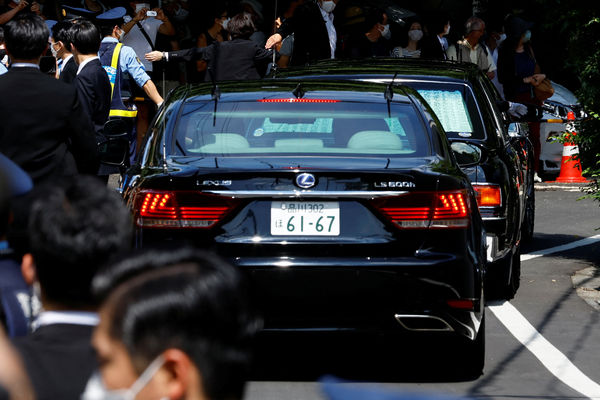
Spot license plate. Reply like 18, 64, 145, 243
271, 201, 340, 236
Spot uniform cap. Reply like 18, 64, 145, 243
61, 5, 98, 20
95, 7, 127, 27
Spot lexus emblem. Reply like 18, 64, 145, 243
295, 173, 316, 189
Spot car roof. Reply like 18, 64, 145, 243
168, 79, 420, 105
270, 58, 481, 84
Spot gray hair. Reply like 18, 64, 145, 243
465, 17, 484, 35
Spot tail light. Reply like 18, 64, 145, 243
373, 190, 470, 229
473, 184, 502, 207
134, 190, 239, 228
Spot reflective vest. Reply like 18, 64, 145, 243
99, 41, 138, 118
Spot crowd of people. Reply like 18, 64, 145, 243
0, 1, 550, 399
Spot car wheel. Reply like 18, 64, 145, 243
487, 246, 521, 301
521, 183, 535, 243
458, 314, 485, 379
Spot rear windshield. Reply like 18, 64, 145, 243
408, 82, 485, 140
171, 100, 431, 157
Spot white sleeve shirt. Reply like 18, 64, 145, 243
319, 6, 337, 59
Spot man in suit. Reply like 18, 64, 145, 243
69, 18, 111, 138
12, 175, 133, 400
265, 0, 341, 66
420, 13, 451, 60
0, 14, 98, 186
50, 21, 77, 83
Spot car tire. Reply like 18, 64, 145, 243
521, 182, 535, 243
487, 246, 521, 301
458, 314, 485, 379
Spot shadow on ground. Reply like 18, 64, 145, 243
251, 331, 480, 383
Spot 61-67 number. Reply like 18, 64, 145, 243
286, 215, 336, 233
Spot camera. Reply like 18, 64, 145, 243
146, 10, 157, 17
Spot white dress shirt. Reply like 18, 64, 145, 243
319, 6, 337, 59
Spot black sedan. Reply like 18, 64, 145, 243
118, 79, 487, 374
272, 59, 536, 300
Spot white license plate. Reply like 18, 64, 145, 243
271, 201, 340, 236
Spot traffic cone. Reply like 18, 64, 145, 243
553, 111, 589, 183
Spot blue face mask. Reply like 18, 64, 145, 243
523, 30, 531, 43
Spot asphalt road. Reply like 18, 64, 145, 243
244, 183, 600, 400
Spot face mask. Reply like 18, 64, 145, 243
221, 17, 230, 31
496, 33, 506, 46
381, 24, 391, 39
320, 0, 336, 13
444, 24, 451, 35
118, 29, 125, 41
81, 356, 166, 400
135, 3, 151, 13
50, 43, 58, 58
408, 29, 423, 41
523, 30, 531, 42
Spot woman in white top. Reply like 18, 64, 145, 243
392, 21, 423, 58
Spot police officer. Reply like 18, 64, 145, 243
95, 7, 163, 158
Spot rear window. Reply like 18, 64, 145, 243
171, 100, 431, 157
409, 82, 485, 139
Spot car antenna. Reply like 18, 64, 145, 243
385, 72, 398, 118
292, 83, 305, 99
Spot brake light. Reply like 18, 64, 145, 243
135, 190, 238, 228
447, 299, 475, 310
473, 185, 502, 207
373, 190, 470, 229
257, 99, 340, 103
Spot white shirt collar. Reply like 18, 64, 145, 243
11, 63, 40, 69
76, 56, 99, 75
32, 310, 99, 331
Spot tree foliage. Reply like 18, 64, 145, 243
535, 2, 600, 200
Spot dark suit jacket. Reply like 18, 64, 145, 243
168, 39, 273, 81
59, 57, 77, 84
0, 66, 98, 185
278, 2, 335, 66
13, 323, 97, 400
75, 58, 111, 136
420, 34, 448, 60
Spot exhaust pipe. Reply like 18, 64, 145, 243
394, 314, 454, 332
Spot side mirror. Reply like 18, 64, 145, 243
451, 142, 482, 167
98, 138, 129, 167
507, 122, 525, 138
98, 119, 131, 167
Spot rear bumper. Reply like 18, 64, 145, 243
234, 256, 483, 340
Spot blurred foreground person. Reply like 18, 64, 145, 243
13, 176, 132, 400
86, 248, 261, 400
0, 327, 34, 400
0, 14, 98, 186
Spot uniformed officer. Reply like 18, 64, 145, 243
95, 7, 163, 159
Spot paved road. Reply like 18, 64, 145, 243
244, 184, 600, 400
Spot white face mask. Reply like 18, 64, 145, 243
81, 356, 166, 400
118, 29, 125, 41
496, 33, 506, 46
320, 0, 336, 13
50, 43, 58, 58
221, 17, 230, 31
381, 24, 391, 39
444, 24, 451, 35
408, 29, 423, 41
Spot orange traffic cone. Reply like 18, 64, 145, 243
553, 111, 589, 183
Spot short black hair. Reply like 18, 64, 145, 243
68, 18, 102, 55
4, 14, 49, 60
28, 176, 132, 308
227, 12, 256, 39
51, 21, 73, 45
93, 248, 261, 400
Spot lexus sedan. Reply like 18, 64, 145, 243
272, 59, 536, 300
119, 79, 486, 374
